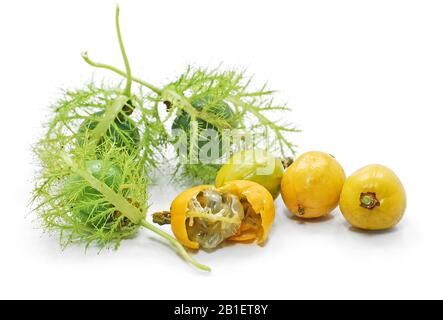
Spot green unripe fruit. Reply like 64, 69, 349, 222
215, 149, 285, 199
64, 160, 123, 228
172, 96, 236, 159
78, 111, 140, 153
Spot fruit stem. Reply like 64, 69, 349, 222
81, 52, 162, 94
115, 5, 132, 98
81, 55, 232, 130
139, 219, 211, 272
360, 192, 380, 210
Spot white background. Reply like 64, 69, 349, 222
0, 0, 442, 300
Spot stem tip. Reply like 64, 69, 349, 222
360, 192, 380, 210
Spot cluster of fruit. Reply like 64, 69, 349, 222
280, 151, 406, 230
157, 150, 406, 250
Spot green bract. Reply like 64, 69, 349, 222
171, 96, 237, 182
78, 110, 140, 153
35, 146, 145, 246
215, 149, 285, 199
172, 96, 237, 143
32, 6, 210, 272
64, 160, 124, 229
82, 60, 300, 185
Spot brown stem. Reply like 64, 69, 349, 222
281, 157, 294, 169
152, 211, 171, 225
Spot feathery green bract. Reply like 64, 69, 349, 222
157, 66, 300, 184
82, 56, 300, 186
32, 81, 211, 271
33, 83, 154, 248
32, 6, 211, 272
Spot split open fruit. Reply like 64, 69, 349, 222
169, 180, 275, 249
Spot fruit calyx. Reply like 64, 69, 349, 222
281, 157, 294, 169
152, 211, 172, 225
360, 192, 380, 210
298, 206, 305, 216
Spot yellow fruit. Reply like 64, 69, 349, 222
339, 164, 406, 230
170, 180, 275, 249
281, 151, 346, 218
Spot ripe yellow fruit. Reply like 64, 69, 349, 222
170, 180, 275, 250
339, 164, 406, 230
281, 151, 346, 218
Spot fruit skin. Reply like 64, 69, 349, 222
339, 164, 406, 230
219, 180, 275, 244
170, 180, 275, 249
281, 151, 346, 218
171, 185, 211, 250
215, 149, 284, 199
